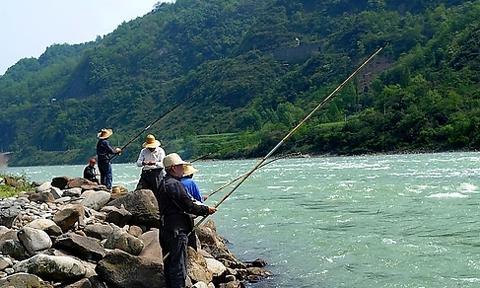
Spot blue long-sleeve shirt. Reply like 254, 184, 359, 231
96, 139, 116, 162
180, 177, 204, 202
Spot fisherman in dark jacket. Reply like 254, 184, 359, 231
83, 158, 99, 184
96, 128, 121, 190
156, 153, 217, 288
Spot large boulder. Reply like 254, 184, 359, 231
80, 190, 111, 211
104, 229, 144, 256
54, 233, 106, 261
53, 204, 85, 232
102, 205, 132, 227
84, 223, 114, 240
17, 227, 52, 255
51, 176, 70, 189
67, 178, 96, 189
64, 187, 83, 197
187, 247, 213, 284
0, 272, 53, 288
14, 254, 87, 282
25, 218, 63, 236
138, 229, 162, 260
0, 239, 29, 260
96, 249, 165, 288
108, 189, 159, 228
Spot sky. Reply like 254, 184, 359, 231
0, 0, 173, 75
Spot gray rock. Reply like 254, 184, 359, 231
64, 187, 83, 197
14, 254, 86, 282
51, 176, 70, 189
84, 223, 113, 240
25, 218, 62, 236
96, 249, 165, 288
0, 255, 13, 270
29, 191, 55, 203
193, 282, 209, 288
104, 230, 144, 256
35, 182, 52, 193
53, 204, 85, 232
67, 178, 96, 189
17, 227, 52, 254
205, 257, 227, 277
102, 205, 132, 227
138, 229, 162, 260
188, 247, 213, 284
128, 225, 143, 238
0, 239, 29, 260
108, 189, 160, 228
0, 272, 54, 288
50, 187, 63, 199
0, 206, 20, 228
54, 233, 106, 261
80, 190, 111, 211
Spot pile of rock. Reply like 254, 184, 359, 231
0, 176, 271, 288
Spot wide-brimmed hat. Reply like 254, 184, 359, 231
143, 134, 161, 148
183, 164, 198, 176
97, 128, 113, 139
163, 153, 189, 168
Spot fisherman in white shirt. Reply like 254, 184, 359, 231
135, 134, 166, 193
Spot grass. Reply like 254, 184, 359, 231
0, 174, 32, 198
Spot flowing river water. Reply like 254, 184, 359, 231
3, 152, 480, 287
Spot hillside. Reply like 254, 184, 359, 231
1, 0, 479, 166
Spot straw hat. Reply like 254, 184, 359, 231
142, 134, 161, 148
97, 128, 113, 139
183, 164, 198, 176
163, 153, 189, 168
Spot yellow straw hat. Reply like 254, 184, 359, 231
183, 164, 198, 176
97, 128, 113, 139
163, 153, 189, 168
142, 134, 161, 148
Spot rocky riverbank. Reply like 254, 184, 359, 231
0, 176, 271, 287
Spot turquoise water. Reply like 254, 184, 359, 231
4, 152, 480, 287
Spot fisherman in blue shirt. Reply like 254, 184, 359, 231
96, 128, 121, 190
180, 164, 207, 203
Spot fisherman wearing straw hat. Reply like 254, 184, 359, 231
96, 128, 121, 190
135, 134, 166, 193
156, 153, 217, 288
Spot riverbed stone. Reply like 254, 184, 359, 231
104, 230, 144, 256
54, 233, 106, 261
35, 182, 52, 193
53, 204, 85, 232
84, 223, 113, 240
102, 205, 132, 227
51, 176, 70, 189
17, 227, 52, 254
64, 187, 83, 197
25, 218, 62, 236
80, 190, 111, 211
0, 272, 54, 288
0, 206, 20, 228
14, 254, 87, 282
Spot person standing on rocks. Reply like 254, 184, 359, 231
83, 158, 99, 184
96, 128, 121, 190
156, 153, 217, 288
135, 134, 165, 194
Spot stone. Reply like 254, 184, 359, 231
111, 185, 128, 200
247, 258, 268, 268
128, 225, 143, 238
17, 227, 52, 254
187, 247, 213, 284
138, 229, 162, 260
0, 239, 29, 260
35, 182, 52, 193
0, 206, 20, 228
54, 233, 106, 261
0, 255, 13, 270
193, 282, 209, 288
108, 189, 159, 228
96, 249, 165, 288
80, 190, 111, 211
64, 278, 92, 288
84, 223, 114, 240
205, 257, 227, 277
51, 176, 70, 189
102, 205, 132, 227
219, 281, 245, 288
50, 187, 63, 199
67, 178, 96, 189
29, 191, 55, 203
64, 187, 83, 197
0, 272, 54, 288
25, 218, 62, 236
14, 254, 86, 282
104, 230, 144, 256
53, 204, 85, 232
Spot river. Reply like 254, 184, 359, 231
3, 152, 480, 287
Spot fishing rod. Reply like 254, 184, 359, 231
195, 47, 384, 227
109, 94, 194, 161
206, 152, 302, 199
163, 47, 383, 261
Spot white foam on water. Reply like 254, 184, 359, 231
382, 238, 397, 245
458, 183, 478, 193
426, 192, 469, 199
451, 277, 480, 283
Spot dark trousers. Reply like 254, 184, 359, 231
160, 229, 188, 288
98, 160, 112, 189
135, 168, 163, 193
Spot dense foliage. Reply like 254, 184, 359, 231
1, 0, 479, 166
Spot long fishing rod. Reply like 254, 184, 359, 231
109, 94, 194, 161
196, 47, 384, 227
206, 152, 301, 199
163, 47, 383, 261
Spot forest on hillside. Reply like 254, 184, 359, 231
0, 0, 479, 166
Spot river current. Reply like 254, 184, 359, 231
3, 152, 480, 287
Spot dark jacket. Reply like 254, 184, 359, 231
83, 165, 97, 182
155, 174, 209, 232
96, 139, 116, 162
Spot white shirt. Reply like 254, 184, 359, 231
136, 147, 166, 171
